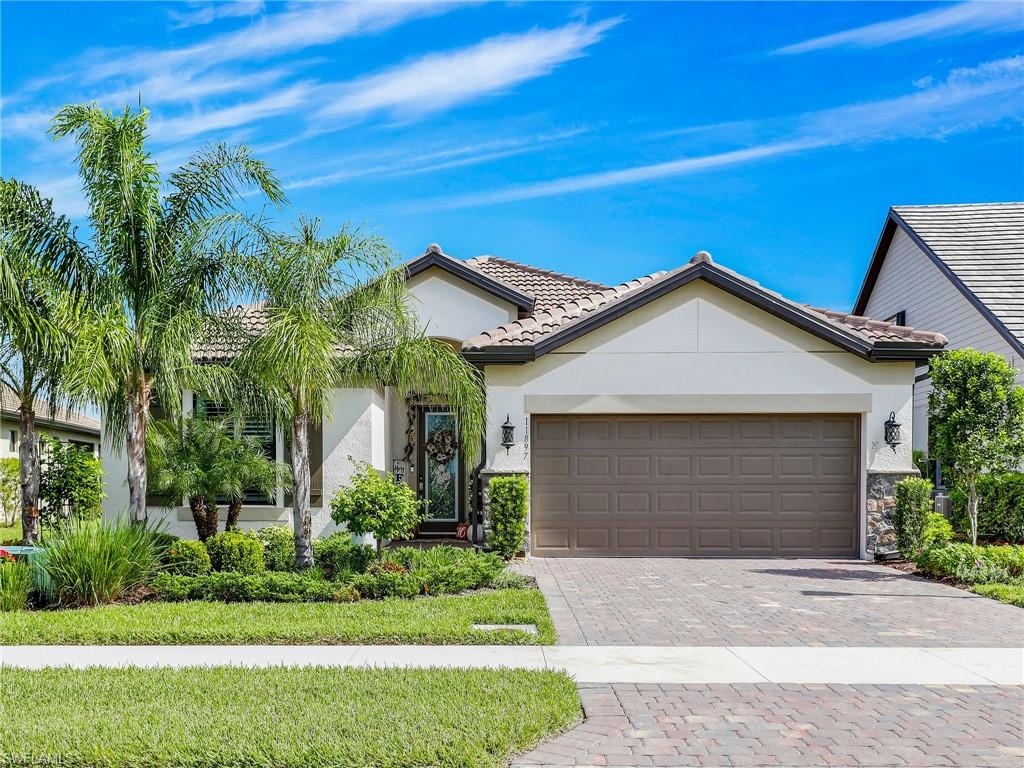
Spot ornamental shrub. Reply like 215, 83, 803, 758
330, 466, 422, 552
921, 512, 954, 550
205, 531, 264, 574
390, 545, 505, 595
487, 475, 528, 559
254, 526, 296, 572
0, 557, 32, 611
487, 569, 534, 590
313, 533, 375, 579
950, 472, 1024, 544
350, 570, 422, 599
152, 571, 341, 602
914, 543, 1024, 582
894, 477, 933, 555
38, 437, 104, 526
164, 539, 211, 576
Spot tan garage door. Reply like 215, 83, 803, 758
530, 414, 859, 557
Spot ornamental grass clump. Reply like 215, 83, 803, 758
0, 551, 32, 611
41, 519, 162, 607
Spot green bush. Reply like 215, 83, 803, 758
163, 539, 211, 576
972, 582, 1024, 607
151, 571, 352, 603
391, 545, 505, 595
254, 526, 296, 572
38, 437, 104, 526
488, 569, 534, 590
329, 466, 422, 552
922, 512, 954, 549
206, 531, 264, 574
914, 543, 1024, 583
487, 475, 528, 559
894, 477, 933, 555
350, 570, 422, 599
950, 472, 1024, 544
41, 519, 161, 606
0, 558, 32, 611
313, 533, 374, 579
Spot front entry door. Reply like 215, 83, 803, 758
418, 409, 461, 532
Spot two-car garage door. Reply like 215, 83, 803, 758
530, 414, 860, 557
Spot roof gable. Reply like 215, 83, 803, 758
404, 244, 535, 312
464, 252, 947, 362
853, 204, 1024, 357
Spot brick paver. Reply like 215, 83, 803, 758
512, 683, 1024, 767
523, 558, 1024, 646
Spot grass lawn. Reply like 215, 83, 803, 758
1, 588, 557, 644
0, 518, 21, 542
1, 666, 581, 768
971, 582, 1024, 607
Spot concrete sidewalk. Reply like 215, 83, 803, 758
3, 645, 1021, 685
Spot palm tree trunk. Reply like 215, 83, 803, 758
18, 406, 41, 545
291, 410, 314, 569
226, 498, 242, 531
189, 496, 208, 541
126, 396, 148, 525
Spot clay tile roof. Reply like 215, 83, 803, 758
193, 303, 267, 362
1, 386, 100, 434
466, 255, 609, 313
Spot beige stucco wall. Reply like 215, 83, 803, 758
406, 266, 518, 343
480, 281, 918, 558
0, 415, 100, 460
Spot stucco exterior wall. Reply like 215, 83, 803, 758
406, 267, 518, 343
862, 228, 1023, 453
0, 416, 100, 460
480, 281, 918, 558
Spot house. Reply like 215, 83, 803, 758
103, 245, 947, 558
0, 386, 101, 460
853, 203, 1024, 467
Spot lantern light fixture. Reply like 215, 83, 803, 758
884, 411, 901, 452
501, 414, 515, 453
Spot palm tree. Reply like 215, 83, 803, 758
50, 104, 284, 524
148, 416, 289, 540
235, 219, 485, 569
0, 179, 86, 543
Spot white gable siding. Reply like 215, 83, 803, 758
406, 267, 518, 342
863, 228, 1022, 454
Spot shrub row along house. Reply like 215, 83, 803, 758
110, 226, 979, 559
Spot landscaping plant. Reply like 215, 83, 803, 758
950, 472, 1024, 544
233, 219, 484, 569
914, 542, 1024, 581
0, 458, 19, 527
40, 518, 162, 606
163, 539, 212, 576
38, 436, 103, 526
313, 532, 374, 579
893, 476, 933, 555
921, 512, 954, 549
929, 349, 1024, 544
0, 552, 32, 611
254, 525, 296, 571
487, 475, 528, 559
330, 465, 422, 554
205, 531, 264, 574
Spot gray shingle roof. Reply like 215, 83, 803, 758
0, 386, 100, 434
890, 203, 1024, 346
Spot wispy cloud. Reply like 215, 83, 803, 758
774, 1, 1023, 55
421, 55, 1024, 209
168, 0, 264, 30
317, 18, 620, 120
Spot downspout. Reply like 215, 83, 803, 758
469, 361, 487, 549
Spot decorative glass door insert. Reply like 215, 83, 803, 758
423, 411, 458, 521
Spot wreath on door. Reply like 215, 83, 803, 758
424, 426, 458, 465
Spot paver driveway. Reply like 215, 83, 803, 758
524, 558, 1024, 646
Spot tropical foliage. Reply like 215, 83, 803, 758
330, 465, 422, 553
38, 437, 104, 526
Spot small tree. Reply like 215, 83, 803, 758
329, 465, 422, 554
0, 458, 19, 527
929, 349, 1024, 545
38, 437, 104, 526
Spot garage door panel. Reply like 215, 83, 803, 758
531, 414, 859, 557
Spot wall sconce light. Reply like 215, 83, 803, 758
884, 411, 901, 452
501, 414, 515, 454
392, 459, 406, 483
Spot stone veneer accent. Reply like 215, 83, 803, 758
866, 470, 921, 555
480, 470, 530, 555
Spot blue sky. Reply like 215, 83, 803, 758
2, 1, 1022, 310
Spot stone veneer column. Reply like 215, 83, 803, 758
866, 470, 921, 556
480, 470, 530, 555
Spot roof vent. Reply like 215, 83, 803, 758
425, 243, 444, 255
690, 250, 713, 265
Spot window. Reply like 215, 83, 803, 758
885, 310, 907, 326
8, 430, 16, 452
69, 440, 94, 454
195, 398, 277, 505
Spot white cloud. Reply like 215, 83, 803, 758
775, 1, 1023, 55
421, 56, 1024, 209
317, 18, 620, 120
168, 0, 264, 30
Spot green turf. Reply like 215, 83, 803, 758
971, 582, 1024, 607
1, 588, 557, 644
0, 518, 21, 543
0, 666, 581, 768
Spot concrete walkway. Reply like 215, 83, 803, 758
3, 645, 1022, 685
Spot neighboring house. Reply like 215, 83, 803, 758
0, 386, 102, 460
103, 245, 947, 558
854, 203, 1024, 471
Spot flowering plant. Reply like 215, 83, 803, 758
0, 549, 15, 564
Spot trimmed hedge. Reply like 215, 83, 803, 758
205, 531, 264, 574
488, 475, 528, 559
163, 539, 211, 577
950, 472, 1024, 544
894, 477, 933, 554
254, 526, 295, 572
152, 572, 358, 603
